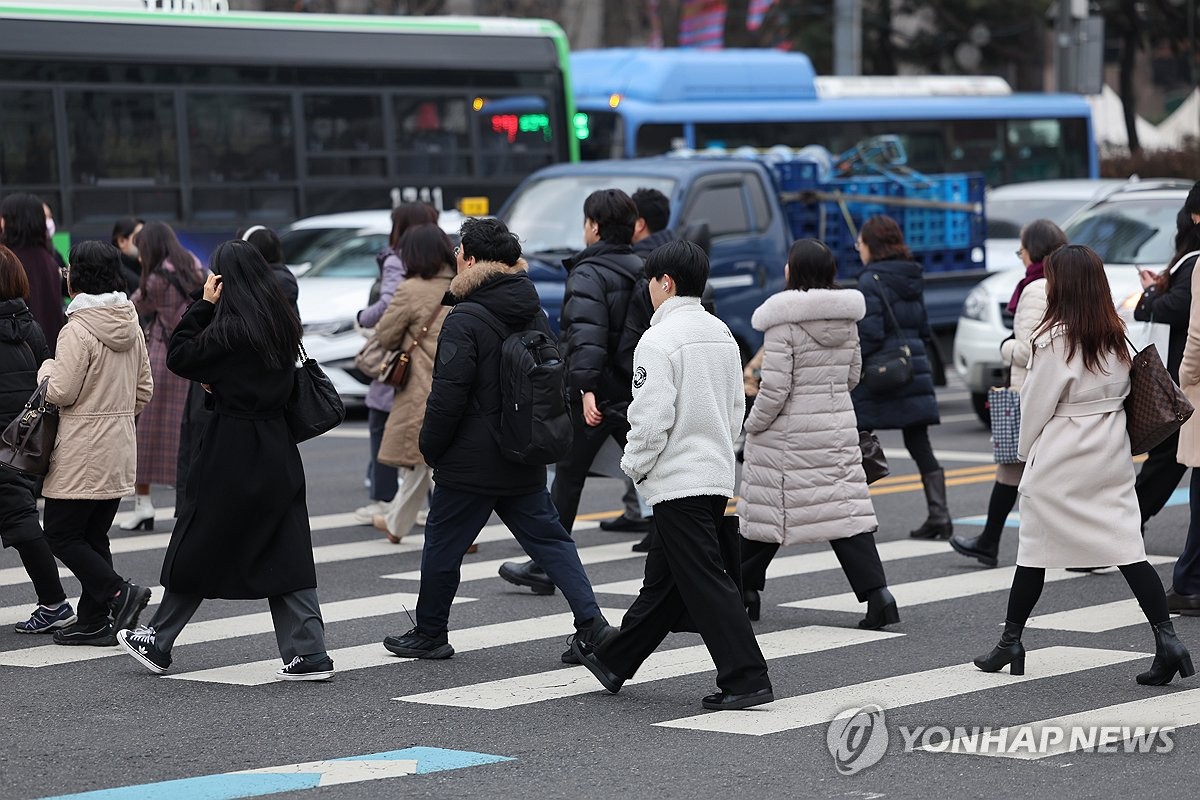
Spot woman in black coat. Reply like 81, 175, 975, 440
0, 245, 73, 633
117, 241, 333, 682
851, 215, 951, 539
0, 193, 65, 354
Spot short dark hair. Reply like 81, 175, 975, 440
584, 189, 637, 244
239, 226, 284, 266
459, 217, 521, 266
401, 223, 455, 279
1020, 218, 1067, 264
111, 216, 143, 246
860, 215, 913, 262
632, 187, 670, 233
0, 193, 48, 250
0, 244, 30, 301
644, 239, 708, 298
67, 241, 125, 295
786, 239, 837, 290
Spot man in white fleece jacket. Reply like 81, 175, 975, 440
572, 240, 773, 710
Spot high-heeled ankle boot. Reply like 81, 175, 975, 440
119, 495, 154, 532
1136, 620, 1196, 686
974, 620, 1025, 675
949, 533, 999, 567
743, 589, 761, 621
859, 587, 899, 630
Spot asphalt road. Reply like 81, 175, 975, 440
1, 377, 1195, 800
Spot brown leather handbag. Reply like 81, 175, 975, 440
379, 304, 446, 390
0, 379, 60, 476
1125, 339, 1194, 455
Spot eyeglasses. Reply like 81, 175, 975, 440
1015, 247, 1026, 257
453, 245, 461, 257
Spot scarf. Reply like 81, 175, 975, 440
1007, 261, 1045, 315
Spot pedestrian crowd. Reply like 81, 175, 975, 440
0, 181, 1197, 703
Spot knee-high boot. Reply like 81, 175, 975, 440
910, 469, 953, 539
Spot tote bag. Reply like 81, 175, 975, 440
1125, 339, 1194, 455
988, 386, 1021, 464
0, 379, 59, 476
285, 344, 346, 443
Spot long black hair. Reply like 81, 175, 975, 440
203, 240, 301, 371
0, 193, 47, 250
137, 221, 203, 294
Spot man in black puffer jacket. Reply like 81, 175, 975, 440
380, 217, 615, 662
498, 189, 645, 599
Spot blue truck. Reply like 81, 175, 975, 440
497, 149, 987, 361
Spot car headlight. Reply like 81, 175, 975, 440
302, 318, 357, 337
960, 285, 991, 322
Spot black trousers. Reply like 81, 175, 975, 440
1176, 469, 1200, 596
42, 498, 123, 625
550, 400, 628, 533
1136, 430, 1189, 524
599, 495, 770, 695
741, 531, 887, 602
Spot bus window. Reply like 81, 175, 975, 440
0, 89, 57, 184
394, 95, 471, 176
478, 101, 557, 177
682, 179, 750, 237
303, 94, 386, 177
635, 123, 685, 156
66, 90, 178, 184
577, 110, 623, 160
1005, 118, 1089, 182
188, 93, 296, 182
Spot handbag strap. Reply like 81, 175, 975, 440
401, 303, 447, 360
871, 273, 908, 347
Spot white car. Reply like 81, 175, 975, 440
282, 209, 465, 402
954, 182, 1192, 424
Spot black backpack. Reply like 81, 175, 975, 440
458, 303, 573, 466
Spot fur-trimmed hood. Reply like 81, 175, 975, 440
752, 288, 865, 349
448, 258, 528, 300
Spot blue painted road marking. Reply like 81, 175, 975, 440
36, 747, 513, 800
955, 487, 1188, 528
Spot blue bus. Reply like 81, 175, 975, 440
570, 48, 1098, 187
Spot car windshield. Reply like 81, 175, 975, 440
1064, 197, 1181, 267
278, 227, 359, 268
986, 197, 1093, 239
502, 175, 677, 254
303, 233, 389, 278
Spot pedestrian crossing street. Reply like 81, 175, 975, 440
1, 506, 1197, 763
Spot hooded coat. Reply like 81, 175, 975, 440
162, 299, 315, 599
850, 259, 940, 430
419, 259, 553, 496
0, 299, 51, 546
38, 294, 153, 499
737, 289, 878, 544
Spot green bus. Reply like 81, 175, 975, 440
0, 3, 576, 254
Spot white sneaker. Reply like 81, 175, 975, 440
352, 502, 388, 525
416, 508, 428, 526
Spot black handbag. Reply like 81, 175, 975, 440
861, 273, 914, 394
285, 343, 346, 443
858, 430, 889, 484
0, 379, 60, 476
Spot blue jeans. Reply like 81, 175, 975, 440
416, 485, 602, 636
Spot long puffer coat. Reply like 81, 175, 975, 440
737, 288, 878, 544
0, 299, 50, 548
851, 258, 940, 430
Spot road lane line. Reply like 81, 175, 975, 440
653, 646, 1147, 736
395, 625, 901, 710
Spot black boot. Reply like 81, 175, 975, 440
743, 589, 761, 621
910, 469, 953, 539
949, 534, 999, 567
974, 620, 1025, 675
859, 587, 899, 630
1136, 620, 1196, 686
497, 560, 555, 595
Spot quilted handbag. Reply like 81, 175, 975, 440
0, 379, 60, 476
285, 343, 346, 443
1125, 340, 1194, 456
988, 386, 1021, 464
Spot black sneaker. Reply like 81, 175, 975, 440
382, 627, 454, 659
599, 515, 650, 533
561, 616, 619, 664
117, 627, 171, 674
570, 637, 624, 694
52, 619, 117, 647
275, 655, 335, 681
108, 582, 151, 633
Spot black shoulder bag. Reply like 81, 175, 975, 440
285, 342, 346, 443
861, 273, 915, 394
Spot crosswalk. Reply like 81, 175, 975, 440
0, 499, 1192, 765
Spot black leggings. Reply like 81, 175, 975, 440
901, 425, 941, 475
1006, 562, 1169, 627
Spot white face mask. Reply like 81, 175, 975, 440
46, 218, 56, 239
125, 244, 139, 259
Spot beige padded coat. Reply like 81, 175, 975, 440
1177, 266, 1200, 467
38, 294, 153, 499
737, 288, 878, 544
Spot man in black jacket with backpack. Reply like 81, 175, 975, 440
499, 189, 646, 601
380, 217, 615, 661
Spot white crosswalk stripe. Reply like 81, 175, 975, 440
382, 541, 641, 583
1027, 599, 1179, 633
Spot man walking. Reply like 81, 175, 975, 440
572, 240, 774, 710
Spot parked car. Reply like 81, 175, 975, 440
285, 209, 465, 402
954, 181, 1193, 424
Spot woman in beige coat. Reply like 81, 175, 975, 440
974, 245, 1192, 685
39, 241, 154, 647
373, 224, 455, 543
737, 240, 897, 630
951, 219, 1065, 567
